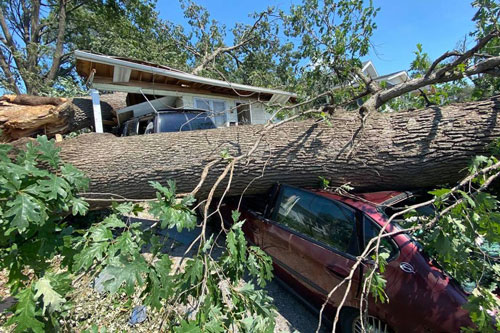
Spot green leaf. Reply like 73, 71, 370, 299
100, 257, 149, 295
74, 241, 109, 272
205, 319, 225, 333
231, 210, 241, 223
35, 136, 61, 168
34, 277, 66, 314
5, 193, 43, 231
0, 143, 12, 162
101, 215, 127, 229
184, 258, 204, 285
149, 181, 175, 201
109, 231, 139, 257
90, 225, 113, 242
6, 286, 45, 333
71, 197, 89, 216
181, 194, 196, 207
220, 148, 232, 160
39, 175, 70, 200
174, 320, 203, 333
112, 202, 142, 215
60, 164, 89, 190
429, 188, 450, 197
1, 166, 23, 192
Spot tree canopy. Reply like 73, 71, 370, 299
0, 0, 498, 104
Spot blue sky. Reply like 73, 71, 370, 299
157, 0, 477, 76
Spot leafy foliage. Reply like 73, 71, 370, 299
71, 188, 275, 332
280, 0, 379, 100
0, 136, 89, 331
470, 0, 500, 99
0, 137, 275, 332
397, 150, 500, 331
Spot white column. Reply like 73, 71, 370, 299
90, 89, 103, 133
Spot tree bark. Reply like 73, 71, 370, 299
52, 96, 500, 200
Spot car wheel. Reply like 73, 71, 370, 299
340, 308, 392, 333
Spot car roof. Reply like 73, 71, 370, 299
309, 188, 412, 210
156, 109, 207, 114
124, 109, 210, 122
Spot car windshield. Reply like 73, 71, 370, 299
157, 112, 216, 132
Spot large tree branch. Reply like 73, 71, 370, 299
359, 30, 500, 111
0, 6, 24, 73
426, 29, 499, 82
25, 0, 41, 76
0, 48, 19, 94
30, 0, 41, 42
375, 55, 500, 108
45, 0, 67, 83
424, 51, 462, 78
191, 11, 267, 75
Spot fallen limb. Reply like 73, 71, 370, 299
0, 93, 121, 142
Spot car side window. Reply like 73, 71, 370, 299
274, 186, 359, 256
363, 216, 398, 260
124, 119, 138, 136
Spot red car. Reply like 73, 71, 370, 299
219, 184, 472, 332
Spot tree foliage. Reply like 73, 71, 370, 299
402, 151, 500, 332
0, 137, 275, 332
0, 0, 188, 95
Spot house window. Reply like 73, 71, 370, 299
194, 98, 227, 127
236, 102, 251, 125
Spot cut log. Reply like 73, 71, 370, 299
0, 94, 68, 106
0, 93, 125, 142
51, 96, 500, 200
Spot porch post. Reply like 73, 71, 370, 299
90, 89, 103, 133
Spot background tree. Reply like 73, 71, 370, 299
171, 0, 296, 91
470, 0, 500, 99
280, 0, 379, 102
0, 0, 187, 95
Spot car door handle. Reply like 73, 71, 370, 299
326, 265, 350, 279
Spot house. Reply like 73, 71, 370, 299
329, 60, 416, 110
74, 51, 297, 132
360, 60, 410, 87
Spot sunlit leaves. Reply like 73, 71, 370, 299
1, 135, 90, 333
149, 181, 197, 232
5, 193, 43, 231
405, 141, 500, 331
5, 286, 45, 333
1, 136, 277, 332
99, 258, 149, 295
35, 135, 61, 168
34, 277, 66, 314
281, 0, 379, 97
462, 288, 500, 333
247, 246, 273, 287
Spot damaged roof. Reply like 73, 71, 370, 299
75, 51, 297, 104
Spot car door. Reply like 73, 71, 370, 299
263, 185, 363, 308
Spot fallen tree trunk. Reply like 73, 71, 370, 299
0, 93, 123, 142
55, 96, 500, 200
